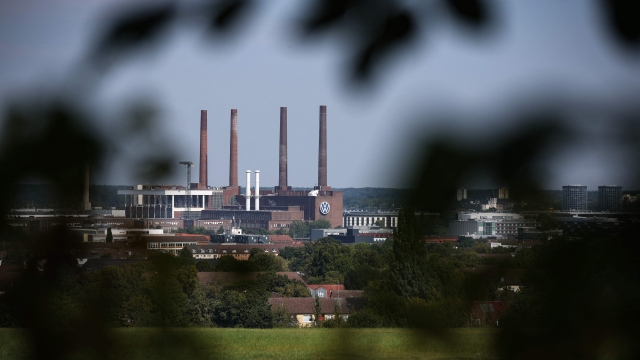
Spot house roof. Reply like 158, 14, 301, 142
477, 254, 513, 262
82, 258, 148, 271
463, 265, 502, 277
471, 301, 511, 314
503, 269, 525, 286
308, 284, 346, 291
198, 271, 306, 286
0, 271, 22, 292
269, 235, 293, 243
143, 235, 209, 243
268, 297, 351, 315
186, 243, 301, 255
330, 290, 364, 298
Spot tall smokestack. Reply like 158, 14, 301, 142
230, 109, 238, 187
199, 110, 207, 189
83, 165, 91, 211
279, 107, 287, 187
318, 105, 327, 188
245, 170, 251, 210
255, 170, 260, 211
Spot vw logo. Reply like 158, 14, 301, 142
319, 201, 330, 215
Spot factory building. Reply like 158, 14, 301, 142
201, 206, 304, 230
343, 211, 399, 228
119, 185, 221, 219
203, 105, 343, 229
119, 105, 343, 229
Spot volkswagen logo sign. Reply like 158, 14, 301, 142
319, 201, 330, 215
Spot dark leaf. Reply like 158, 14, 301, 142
603, 0, 640, 45
95, 4, 176, 55
302, 0, 361, 33
353, 11, 416, 79
445, 0, 487, 26
210, 0, 252, 31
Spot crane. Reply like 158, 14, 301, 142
179, 161, 194, 219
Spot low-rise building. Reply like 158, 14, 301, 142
268, 297, 351, 327
308, 284, 346, 298
184, 243, 302, 260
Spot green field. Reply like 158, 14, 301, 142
0, 328, 497, 360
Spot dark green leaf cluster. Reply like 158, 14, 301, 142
288, 220, 331, 238
214, 249, 288, 272
279, 237, 389, 286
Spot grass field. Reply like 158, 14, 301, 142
0, 328, 498, 360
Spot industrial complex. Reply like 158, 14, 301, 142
117, 105, 343, 230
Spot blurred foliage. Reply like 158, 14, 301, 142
1, 0, 640, 359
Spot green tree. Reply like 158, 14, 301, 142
256, 272, 310, 297
215, 256, 242, 272
278, 246, 310, 272
313, 296, 322, 327
184, 286, 216, 327
216, 226, 224, 234
272, 305, 297, 328
288, 220, 310, 238
306, 238, 353, 284
178, 246, 194, 267
148, 254, 188, 327
214, 290, 273, 328
388, 208, 438, 300
195, 260, 214, 272
176, 265, 198, 296
322, 301, 346, 328
106, 227, 113, 242
247, 248, 287, 272
309, 219, 331, 230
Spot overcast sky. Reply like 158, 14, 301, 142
2, 0, 640, 190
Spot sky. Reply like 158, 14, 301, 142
1, 0, 640, 190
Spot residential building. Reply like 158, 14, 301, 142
308, 284, 346, 298
562, 185, 587, 211
457, 188, 467, 201
546, 216, 621, 239
198, 272, 306, 286
497, 187, 509, 199
598, 185, 622, 212
183, 243, 302, 260
471, 301, 510, 327
457, 212, 520, 221
267, 297, 351, 327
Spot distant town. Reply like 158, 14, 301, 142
1, 106, 639, 333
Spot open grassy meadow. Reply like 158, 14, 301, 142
0, 328, 498, 360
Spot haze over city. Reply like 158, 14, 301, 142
2, 0, 640, 189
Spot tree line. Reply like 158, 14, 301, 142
0, 247, 309, 329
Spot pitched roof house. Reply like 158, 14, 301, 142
198, 271, 306, 286
471, 301, 511, 327
268, 297, 351, 327
308, 284, 346, 298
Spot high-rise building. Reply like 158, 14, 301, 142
598, 185, 622, 211
562, 185, 587, 211
456, 188, 467, 201
498, 187, 509, 199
